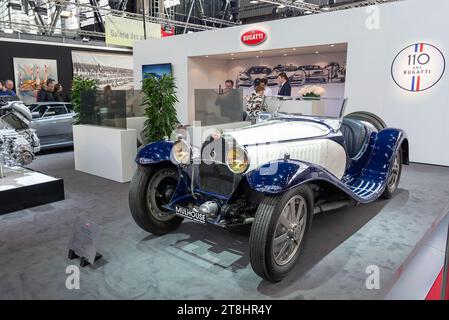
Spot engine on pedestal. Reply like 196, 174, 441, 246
0, 98, 40, 168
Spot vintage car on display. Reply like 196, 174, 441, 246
0, 97, 41, 169
27, 102, 74, 150
266, 64, 306, 87
128, 98, 409, 282
236, 66, 272, 88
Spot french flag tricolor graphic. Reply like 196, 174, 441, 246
411, 43, 424, 91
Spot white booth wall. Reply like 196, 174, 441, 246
134, 0, 449, 166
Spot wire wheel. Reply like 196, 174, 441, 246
272, 195, 307, 266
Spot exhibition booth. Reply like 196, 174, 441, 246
134, 0, 449, 167
1, 0, 449, 300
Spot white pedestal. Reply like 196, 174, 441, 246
73, 125, 137, 183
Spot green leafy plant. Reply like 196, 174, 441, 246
141, 74, 179, 143
71, 76, 98, 124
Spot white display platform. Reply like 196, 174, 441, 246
0, 166, 65, 214
73, 125, 137, 183
0, 166, 58, 191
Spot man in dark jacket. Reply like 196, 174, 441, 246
276, 72, 292, 97
37, 79, 55, 102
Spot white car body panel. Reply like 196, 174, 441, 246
225, 120, 347, 178
226, 121, 330, 145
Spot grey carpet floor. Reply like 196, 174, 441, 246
0, 149, 448, 299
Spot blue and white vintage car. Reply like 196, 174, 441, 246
128, 99, 409, 282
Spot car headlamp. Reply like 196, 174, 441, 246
171, 140, 191, 165
226, 145, 249, 174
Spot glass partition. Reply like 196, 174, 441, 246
194, 89, 244, 126
79, 90, 145, 129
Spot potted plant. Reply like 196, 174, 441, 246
71, 76, 97, 124
299, 85, 326, 100
141, 74, 179, 144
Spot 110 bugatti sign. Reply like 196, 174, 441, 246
391, 43, 445, 92
241, 30, 267, 46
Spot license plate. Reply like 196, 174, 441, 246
174, 206, 207, 224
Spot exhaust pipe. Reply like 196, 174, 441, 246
313, 200, 354, 215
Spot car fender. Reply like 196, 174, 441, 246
135, 140, 174, 165
245, 159, 327, 194
246, 128, 409, 203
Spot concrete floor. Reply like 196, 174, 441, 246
1, 149, 449, 299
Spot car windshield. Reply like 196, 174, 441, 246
258, 96, 347, 131
32, 105, 49, 117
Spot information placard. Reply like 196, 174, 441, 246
68, 217, 102, 264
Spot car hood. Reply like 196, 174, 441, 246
224, 120, 331, 146
223, 120, 346, 178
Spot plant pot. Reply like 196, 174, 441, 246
302, 96, 321, 100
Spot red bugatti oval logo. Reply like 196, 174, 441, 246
241, 30, 267, 46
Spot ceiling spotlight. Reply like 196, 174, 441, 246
330, 44, 335, 47
315, 51, 320, 54
283, 53, 288, 56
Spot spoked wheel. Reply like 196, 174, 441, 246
381, 147, 402, 199
249, 185, 313, 282
129, 164, 183, 235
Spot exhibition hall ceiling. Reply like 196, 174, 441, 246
197, 43, 348, 60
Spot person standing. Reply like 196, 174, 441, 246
4, 80, 17, 97
37, 79, 55, 102
53, 84, 64, 102
0, 81, 7, 96
276, 72, 291, 97
224, 80, 234, 90
258, 78, 273, 96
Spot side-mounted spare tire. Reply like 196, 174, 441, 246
344, 111, 387, 131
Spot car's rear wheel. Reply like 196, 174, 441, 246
129, 164, 183, 235
249, 185, 313, 282
381, 147, 402, 199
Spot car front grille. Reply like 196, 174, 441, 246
197, 162, 240, 197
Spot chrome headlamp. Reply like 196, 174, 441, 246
171, 140, 191, 165
225, 145, 249, 174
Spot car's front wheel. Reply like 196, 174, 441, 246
381, 148, 402, 199
129, 164, 183, 235
249, 185, 314, 282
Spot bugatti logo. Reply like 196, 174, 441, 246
391, 43, 445, 92
241, 30, 267, 46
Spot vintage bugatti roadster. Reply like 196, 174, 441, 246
129, 98, 409, 282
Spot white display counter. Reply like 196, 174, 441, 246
73, 125, 137, 183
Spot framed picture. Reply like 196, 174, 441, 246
142, 63, 172, 79
13, 58, 58, 104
